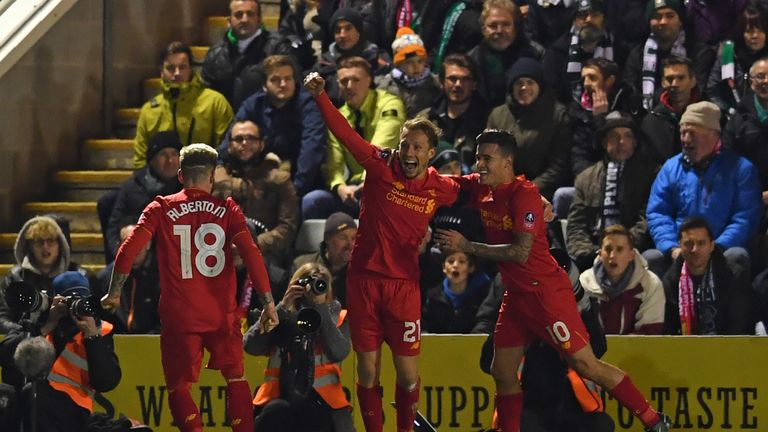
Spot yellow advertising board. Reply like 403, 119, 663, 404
25, 335, 768, 431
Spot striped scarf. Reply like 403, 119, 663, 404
678, 260, 717, 335
600, 160, 623, 231
641, 30, 687, 110
567, 27, 614, 102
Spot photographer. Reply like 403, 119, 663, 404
0, 271, 121, 432
244, 263, 353, 432
0, 215, 90, 333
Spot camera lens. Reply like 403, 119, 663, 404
65, 296, 98, 319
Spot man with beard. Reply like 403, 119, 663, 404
640, 56, 700, 165
419, 53, 489, 168
622, 0, 714, 111
291, 212, 357, 307
645, 101, 762, 279
214, 120, 300, 291
468, 0, 544, 107
542, 0, 624, 105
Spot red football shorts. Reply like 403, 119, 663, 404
346, 275, 422, 356
160, 319, 245, 389
494, 282, 590, 356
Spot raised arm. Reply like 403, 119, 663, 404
304, 72, 376, 164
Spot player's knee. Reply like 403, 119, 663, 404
395, 371, 419, 389
490, 362, 518, 387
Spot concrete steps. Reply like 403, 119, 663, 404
0, 232, 106, 265
22, 202, 100, 233
55, 170, 132, 201
2, 7, 282, 271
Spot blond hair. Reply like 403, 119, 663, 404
290, 262, 334, 304
24, 217, 60, 242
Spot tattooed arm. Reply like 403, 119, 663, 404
434, 229, 535, 264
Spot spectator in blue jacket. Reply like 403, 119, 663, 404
644, 101, 763, 280
219, 55, 326, 196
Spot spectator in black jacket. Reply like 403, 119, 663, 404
97, 222, 160, 334
422, 251, 491, 334
202, 0, 295, 110
100, 131, 182, 262
662, 217, 757, 335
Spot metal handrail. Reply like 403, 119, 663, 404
0, 0, 78, 81
0, 0, 17, 16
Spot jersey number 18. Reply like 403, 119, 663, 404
173, 223, 226, 279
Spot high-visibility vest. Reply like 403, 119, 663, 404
46, 322, 114, 412
566, 368, 604, 413
253, 309, 350, 409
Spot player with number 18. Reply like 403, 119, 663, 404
101, 144, 278, 432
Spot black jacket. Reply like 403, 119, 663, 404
106, 167, 181, 257
723, 96, 768, 192
422, 275, 491, 334
639, 94, 684, 165
420, 93, 490, 167
662, 248, 756, 335
201, 30, 295, 109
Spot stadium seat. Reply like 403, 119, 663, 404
295, 219, 326, 253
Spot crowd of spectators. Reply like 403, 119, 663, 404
8, 0, 768, 347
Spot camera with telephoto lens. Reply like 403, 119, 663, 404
5, 281, 99, 319
296, 275, 328, 295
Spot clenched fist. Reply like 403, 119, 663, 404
303, 72, 326, 97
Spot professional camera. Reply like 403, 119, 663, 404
295, 307, 321, 335
4, 281, 99, 319
296, 275, 328, 295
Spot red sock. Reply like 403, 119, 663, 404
395, 380, 420, 432
608, 375, 659, 427
226, 380, 254, 432
495, 393, 523, 432
357, 383, 384, 432
168, 388, 202, 432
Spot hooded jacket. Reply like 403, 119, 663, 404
486, 89, 571, 200
133, 74, 234, 168
0, 216, 86, 333
578, 252, 665, 335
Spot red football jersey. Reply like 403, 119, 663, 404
316, 93, 460, 280
457, 174, 570, 293
119, 188, 263, 332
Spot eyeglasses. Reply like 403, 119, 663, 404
231, 134, 262, 143
31, 238, 57, 247
750, 73, 768, 82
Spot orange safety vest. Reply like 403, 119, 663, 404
46, 321, 114, 412
566, 368, 604, 413
253, 309, 350, 409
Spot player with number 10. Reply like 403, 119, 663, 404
101, 144, 278, 432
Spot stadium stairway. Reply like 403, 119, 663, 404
0, 5, 281, 278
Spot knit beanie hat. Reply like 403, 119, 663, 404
146, 130, 182, 163
596, 111, 639, 146
680, 101, 721, 132
53, 271, 91, 297
330, 8, 364, 34
506, 57, 544, 90
645, 0, 684, 21
391, 27, 427, 65
576, 0, 605, 13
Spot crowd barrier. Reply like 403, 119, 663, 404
4, 334, 767, 431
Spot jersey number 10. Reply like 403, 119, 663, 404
173, 223, 226, 279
